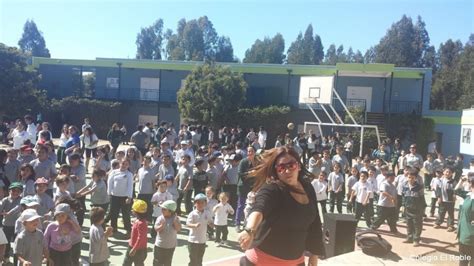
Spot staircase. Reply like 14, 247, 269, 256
365, 112, 387, 139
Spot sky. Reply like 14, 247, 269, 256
0, 0, 472, 61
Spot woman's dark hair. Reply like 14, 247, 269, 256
20, 163, 35, 180
251, 146, 309, 194
85, 127, 94, 142
98, 146, 109, 161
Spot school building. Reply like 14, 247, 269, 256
30, 57, 463, 159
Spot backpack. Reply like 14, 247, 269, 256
356, 230, 392, 257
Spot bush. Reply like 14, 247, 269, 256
416, 118, 435, 156
351, 129, 380, 157
344, 106, 365, 124
44, 97, 122, 138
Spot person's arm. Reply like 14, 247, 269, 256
126, 172, 133, 204
173, 215, 182, 231
107, 172, 114, 195
186, 213, 200, 228
227, 204, 235, 215
131, 222, 147, 255
238, 211, 263, 250
68, 218, 81, 234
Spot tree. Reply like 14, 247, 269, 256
364, 46, 376, 63
336, 45, 346, 62
324, 44, 337, 65
135, 19, 164, 60
287, 24, 324, 65
182, 20, 205, 61
346, 47, 355, 63
0, 43, 47, 117
177, 63, 247, 126
413, 16, 430, 67
455, 39, 474, 109
353, 50, 364, 63
215, 36, 235, 62
18, 20, 50, 57
243, 33, 285, 64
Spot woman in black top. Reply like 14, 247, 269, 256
238, 146, 324, 266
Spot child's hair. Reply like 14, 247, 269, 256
350, 166, 359, 176
90, 207, 106, 224
116, 150, 125, 157
57, 197, 84, 213
69, 153, 82, 161
60, 164, 72, 173
143, 155, 152, 163
218, 192, 228, 200
333, 162, 342, 171
319, 171, 327, 177
408, 168, 418, 177
181, 154, 191, 161
37, 145, 48, 154
363, 158, 371, 164
205, 185, 214, 194
92, 169, 106, 179
55, 175, 70, 185
360, 171, 369, 177
368, 166, 377, 173
20, 163, 35, 177
156, 180, 167, 189
380, 165, 389, 172
111, 160, 120, 169
98, 146, 109, 161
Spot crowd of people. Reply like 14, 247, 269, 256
0, 115, 472, 266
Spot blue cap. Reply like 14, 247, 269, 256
194, 193, 207, 202
164, 174, 174, 181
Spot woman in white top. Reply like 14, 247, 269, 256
80, 127, 99, 172
9, 120, 29, 150
311, 172, 328, 215
57, 124, 70, 165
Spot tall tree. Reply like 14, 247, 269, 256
18, 20, 50, 57
135, 19, 164, 60
346, 47, 355, 63
215, 36, 235, 62
413, 16, 430, 67
353, 50, 364, 63
198, 16, 218, 60
287, 24, 324, 65
313, 35, 324, 64
243, 33, 285, 64
286, 33, 305, 64
364, 46, 376, 63
324, 44, 337, 65
336, 45, 346, 62
455, 37, 474, 109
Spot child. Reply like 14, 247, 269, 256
429, 170, 443, 217
18, 145, 35, 165
193, 159, 209, 196
151, 180, 173, 239
137, 156, 157, 221
110, 150, 125, 167
320, 150, 332, 175
0, 182, 23, 262
69, 153, 87, 225
213, 192, 234, 247
93, 146, 111, 173
13, 209, 49, 266
59, 164, 75, 197
394, 167, 410, 217
76, 169, 110, 212
29, 145, 57, 196
397, 150, 407, 175
154, 200, 181, 266
311, 172, 328, 214
54, 175, 72, 203
157, 154, 174, 181
221, 154, 241, 213
165, 174, 179, 202
44, 203, 81, 265
15, 196, 41, 235
176, 155, 193, 215
351, 171, 374, 228
402, 169, 425, 246
328, 162, 344, 213
346, 167, 359, 214
186, 193, 213, 266
34, 177, 54, 225
123, 200, 149, 266
206, 156, 220, 191
372, 172, 398, 233
89, 207, 113, 266
4, 149, 20, 184
206, 186, 218, 240
423, 154, 435, 190
308, 151, 322, 177
434, 167, 456, 232
353, 156, 363, 172
150, 147, 162, 176
19, 164, 36, 196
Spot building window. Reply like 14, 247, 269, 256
462, 128, 471, 144
140, 77, 159, 101
106, 77, 119, 89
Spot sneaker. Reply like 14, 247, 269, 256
447, 227, 455, 232
222, 240, 229, 246
433, 224, 441, 229
215, 242, 222, 247
413, 241, 420, 247
403, 239, 413, 244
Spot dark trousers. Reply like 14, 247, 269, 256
397, 195, 403, 217
49, 248, 72, 266
71, 242, 81, 266
329, 191, 344, 213
215, 225, 229, 242
91, 262, 107, 266
123, 246, 147, 266
77, 196, 86, 226
153, 246, 175, 266
436, 201, 455, 227
235, 195, 247, 226
57, 147, 67, 165
318, 200, 327, 214
347, 196, 356, 214
459, 243, 473, 266
355, 201, 373, 227
424, 174, 433, 189
137, 193, 153, 222
107, 196, 131, 233
3, 225, 14, 259
222, 184, 238, 213
373, 206, 398, 231
239, 256, 305, 266
177, 189, 194, 214
345, 151, 353, 167
188, 242, 206, 266
405, 208, 423, 242
193, 180, 207, 197
429, 198, 437, 216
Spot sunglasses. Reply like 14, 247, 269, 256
275, 160, 299, 174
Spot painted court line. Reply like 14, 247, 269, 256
204, 253, 245, 265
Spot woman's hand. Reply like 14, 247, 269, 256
238, 230, 254, 251
308, 255, 318, 266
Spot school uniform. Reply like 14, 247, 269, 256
346, 176, 358, 213
213, 203, 234, 243
328, 172, 344, 213
429, 177, 442, 216
14, 229, 44, 266
402, 181, 425, 242
89, 224, 109, 266
154, 215, 178, 266
187, 209, 212, 266
435, 177, 456, 228
151, 191, 173, 239
311, 179, 328, 214
423, 160, 435, 189
137, 166, 157, 221
352, 181, 374, 227
0, 196, 21, 259
454, 189, 473, 266
107, 169, 133, 233
372, 180, 398, 232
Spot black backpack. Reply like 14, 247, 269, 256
356, 230, 392, 257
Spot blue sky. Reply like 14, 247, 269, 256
1, 0, 472, 60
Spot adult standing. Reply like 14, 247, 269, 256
238, 146, 324, 265
8, 120, 28, 150
405, 144, 423, 169
57, 124, 69, 165
107, 123, 123, 157
80, 127, 99, 173
81, 118, 92, 133
235, 146, 258, 231
257, 126, 267, 150
24, 115, 37, 145
130, 125, 150, 157
454, 174, 473, 266
107, 159, 133, 235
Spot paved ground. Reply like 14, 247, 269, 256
0, 140, 465, 265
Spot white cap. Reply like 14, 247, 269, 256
20, 209, 41, 222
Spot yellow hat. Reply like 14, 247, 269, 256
132, 199, 147, 214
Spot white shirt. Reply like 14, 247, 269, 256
26, 123, 37, 144
258, 130, 267, 148
213, 203, 234, 226
367, 177, 377, 198
352, 181, 373, 204
80, 134, 99, 149
311, 179, 328, 201
376, 174, 386, 191
187, 209, 213, 243
12, 129, 29, 150
151, 191, 173, 217
107, 169, 133, 198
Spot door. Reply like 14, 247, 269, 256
347, 86, 372, 112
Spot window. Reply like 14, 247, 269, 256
462, 128, 471, 144
140, 77, 159, 101
106, 77, 119, 89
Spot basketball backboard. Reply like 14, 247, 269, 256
299, 76, 334, 104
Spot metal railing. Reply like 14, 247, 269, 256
388, 101, 421, 114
